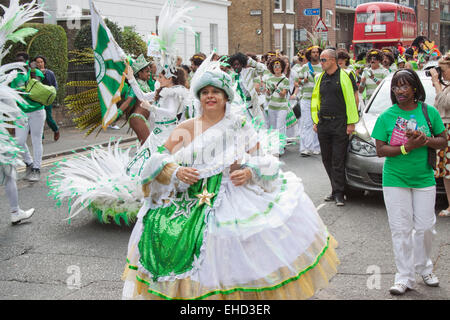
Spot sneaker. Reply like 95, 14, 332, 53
324, 194, 335, 202
311, 150, 321, 155
300, 151, 310, 157
108, 125, 120, 130
422, 273, 439, 287
24, 163, 32, 180
28, 168, 40, 182
335, 195, 345, 206
389, 283, 409, 295
11, 208, 35, 225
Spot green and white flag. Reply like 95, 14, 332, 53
90, 0, 127, 129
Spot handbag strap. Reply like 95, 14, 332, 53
421, 102, 434, 137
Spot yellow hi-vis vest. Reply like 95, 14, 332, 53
311, 68, 359, 125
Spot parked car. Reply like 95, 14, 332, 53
345, 70, 445, 194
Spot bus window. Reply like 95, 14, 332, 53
357, 12, 375, 23
412, 14, 416, 23
397, 11, 401, 22
379, 11, 395, 22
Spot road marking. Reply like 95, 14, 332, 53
16, 141, 137, 173
316, 203, 326, 211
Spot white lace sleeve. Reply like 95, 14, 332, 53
129, 78, 156, 102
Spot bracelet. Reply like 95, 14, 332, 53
400, 145, 409, 155
116, 109, 123, 119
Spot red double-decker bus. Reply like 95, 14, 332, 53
352, 2, 417, 55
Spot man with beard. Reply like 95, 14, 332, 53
229, 52, 267, 123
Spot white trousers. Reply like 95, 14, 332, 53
15, 109, 46, 169
267, 109, 287, 154
383, 186, 436, 288
298, 99, 320, 153
1, 165, 18, 212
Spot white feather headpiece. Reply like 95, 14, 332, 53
147, 1, 196, 78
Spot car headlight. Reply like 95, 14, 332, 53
349, 136, 377, 157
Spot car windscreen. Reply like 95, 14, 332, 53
366, 77, 437, 115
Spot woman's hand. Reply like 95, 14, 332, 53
125, 65, 135, 81
405, 131, 428, 152
176, 167, 200, 185
230, 168, 252, 186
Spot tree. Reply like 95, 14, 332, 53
74, 18, 123, 50
121, 26, 148, 59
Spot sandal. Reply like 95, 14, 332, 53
438, 209, 450, 217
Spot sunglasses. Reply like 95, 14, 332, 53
391, 85, 412, 92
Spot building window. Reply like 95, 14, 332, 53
210, 23, 218, 52
156, 16, 159, 35
274, 0, 282, 11
286, 0, 294, 13
195, 32, 201, 53
325, 10, 333, 27
286, 24, 294, 60
336, 14, 341, 29
273, 25, 283, 52
343, 14, 348, 31
420, 0, 424, 5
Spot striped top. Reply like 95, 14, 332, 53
361, 67, 389, 100
265, 75, 290, 110
296, 62, 323, 100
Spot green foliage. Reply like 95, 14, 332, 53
74, 18, 123, 50
121, 26, 147, 59
3, 23, 68, 105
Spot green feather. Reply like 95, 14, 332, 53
7, 27, 38, 44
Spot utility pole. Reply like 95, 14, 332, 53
427, 0, 431, 39
320, 0, 323, 20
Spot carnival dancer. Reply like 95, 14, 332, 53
359, 49, 389, 103
125, 65, 190, 154
0, 0, 45, 223
47, 1, 195, 225
382, 48, 398, 73
117, 54, 154, 145
229, 52, 267, 124
121, 54, 339, 300
265, 57, 290, 155
297, 45, 323, 156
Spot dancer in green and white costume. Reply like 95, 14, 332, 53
297, 46, 323, 156
0, 0, 44, 224
359, 50, 389, 103
121, 53, 339, 300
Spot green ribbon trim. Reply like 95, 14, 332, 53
155, 118, 177, 125
134, 235, 332, 300
216, 175, 286, 227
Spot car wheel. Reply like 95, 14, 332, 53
344, 184, 365, 200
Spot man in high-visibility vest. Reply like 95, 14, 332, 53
311, 49, 359, 206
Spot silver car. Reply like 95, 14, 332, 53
345, 71, 445, 194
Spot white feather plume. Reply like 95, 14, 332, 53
47, 140, 144, 223
150, 1, 196, 77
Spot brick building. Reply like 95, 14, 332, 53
439, 0, 450, 52
228, 0, 297, 59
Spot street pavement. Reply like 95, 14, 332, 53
0, 125, 449, 300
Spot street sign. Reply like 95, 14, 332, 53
303, 8, 320, 16
314, 18, 328, 32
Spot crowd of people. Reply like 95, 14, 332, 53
2, 0, 450, 301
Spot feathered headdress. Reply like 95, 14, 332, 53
148, 1, 196, 78
0, 0, 47, 63
0, 0, 46, 166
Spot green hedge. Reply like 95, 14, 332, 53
3, 23, 68, 105
122, 26, 147, 59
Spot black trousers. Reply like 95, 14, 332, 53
317, 118, 349, 197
